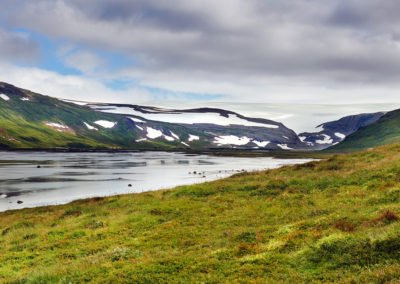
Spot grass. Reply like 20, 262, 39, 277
328, 108, 400, 152
0, 82, 210, 150
2, 143, 400, 282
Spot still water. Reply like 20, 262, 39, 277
0, 151, 313, 211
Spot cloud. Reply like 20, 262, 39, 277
64, 50, 107, 73
2, 0, 400, 103
0, 63, 152, 104
0, 28, 40, 63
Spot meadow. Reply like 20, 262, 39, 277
2, 144, 400, 283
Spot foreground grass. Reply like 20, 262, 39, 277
2, 144, 400, 282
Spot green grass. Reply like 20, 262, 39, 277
0, 84, 210, 150
329, 109, 400, 152
2, 144, 400, 282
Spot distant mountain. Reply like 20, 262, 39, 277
87, 103, 305, 150
328, 109, 400, 152
0, 82, 305, 150
299, 112, 385, 150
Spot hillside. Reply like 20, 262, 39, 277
0, 82, 216, 149
329, 109, 400, 152
2, 144, 400, 282
0, 82, 308, 150
299, 112, 384, 150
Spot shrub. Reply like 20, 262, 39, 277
334, 221, 356, 232
376, 210, 400, 223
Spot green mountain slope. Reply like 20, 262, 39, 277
0, 82, 210, 149
328, 109, 400, 152
2, 144, 400, 282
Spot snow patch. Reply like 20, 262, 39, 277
135, 138, 147, 142
136, 125, 144, 131
277, 144, 293, 150
316, 134, 333, 144
164, 135, 175, 141
146, 127, 163, 139
335, 132, 346, 139
20, 97, 30, 101
214, 135, 251, 146
253, 140, 270, 147
181, 142, 190, 147
283, 136, 289, 140
188, 134, 199, 141
170, 132, 180, 140
94, 120, 116, 128
83, 122, 98, 130
0, 94, 10, 101
45, 122, 68, 129
299, 136, 306, 142
92, 106, 279, 128
128, 117, 145, 123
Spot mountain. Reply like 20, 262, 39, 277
328, 109, 400, 152
299, 112, 385, 150
87, 103, 305, 150
0, 82, 305, 150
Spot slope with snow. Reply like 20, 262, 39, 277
94, 120, 117, 128
89, 105, 280, 128
0, 94, 10, 101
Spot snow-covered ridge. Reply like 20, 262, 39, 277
90, 105, 279, 128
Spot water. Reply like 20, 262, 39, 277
0, 151, 313, 212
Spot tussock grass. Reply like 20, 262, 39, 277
2, 144, 400, 282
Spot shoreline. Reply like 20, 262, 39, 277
0, 153, 317, 213
0, 147, 330, 159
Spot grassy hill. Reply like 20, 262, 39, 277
329, 109, 400, 152
0, 82, 209, 150
2, 144, 400, 282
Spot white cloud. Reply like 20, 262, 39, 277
64, 50, 107, 73
0, 63, 152, 103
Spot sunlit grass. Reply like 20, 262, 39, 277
2, 143, 400, 282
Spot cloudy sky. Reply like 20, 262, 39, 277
1, 0, 400, 107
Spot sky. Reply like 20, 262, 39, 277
1, 0, 400, 113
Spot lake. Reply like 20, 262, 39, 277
0, 151, 313, 211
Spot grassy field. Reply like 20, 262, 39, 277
2, 144, 400, 283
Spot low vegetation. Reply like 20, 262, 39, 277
2, 143, 400, 282
329, 108, 400, 152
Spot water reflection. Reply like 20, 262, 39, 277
0, 151, 313, 211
